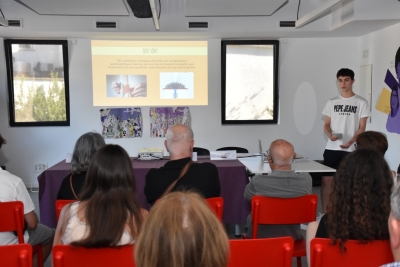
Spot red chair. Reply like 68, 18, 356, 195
228, 237, 294, 267
206, 197, 224, 221
55, 200, 77, 222
310, 238, 393, 267
0, 244, 32, 267
251, 194, 318, 267
0, 201, 44, 267
53, 244, 136, 267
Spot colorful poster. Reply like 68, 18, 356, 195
149, 107, 190, 138
100, 108, 142, 138
384, 47, 400, 134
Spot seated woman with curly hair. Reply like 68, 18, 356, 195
306, 149, 393, 262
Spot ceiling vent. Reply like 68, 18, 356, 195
96, 21, 117, 29
280, 21, 295, 27
8, 19, 22, 27
189, 22, 208, 29
0, 19, 22, 27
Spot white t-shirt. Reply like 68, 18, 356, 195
0, 169, 35, 244
322, 94, 371, 152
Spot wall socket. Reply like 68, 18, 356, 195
34, 163, 48, 173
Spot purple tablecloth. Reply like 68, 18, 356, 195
38, 157, 251, 228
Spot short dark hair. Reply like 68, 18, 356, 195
0, 134, 6, 149
337, 68, 355, 80
356, 131, 388, 156
396, 47, 400, 75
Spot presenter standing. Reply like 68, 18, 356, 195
321, 68, 371, 213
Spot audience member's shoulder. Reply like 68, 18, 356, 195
0, 169, 24, 183
194, 161, 218, 170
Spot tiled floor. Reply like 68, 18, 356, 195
30, 186, 322, 267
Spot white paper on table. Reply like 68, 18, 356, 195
192, 152, 197, 161
210, 150, 236, 160
66, 153, 72, 163
293, 157, 309, 163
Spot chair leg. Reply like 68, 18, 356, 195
235, 224, 241, 237
296, 256, 302, 267
33, 244, 44, 267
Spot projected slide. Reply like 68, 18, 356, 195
160, 72, 194, 99
91, 41, 208, 106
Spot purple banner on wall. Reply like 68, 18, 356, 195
149, 107, 190, 138
101, 108, 142, 138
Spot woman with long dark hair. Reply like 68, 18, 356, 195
306, 149, 393, 261
54, 144, 147, 246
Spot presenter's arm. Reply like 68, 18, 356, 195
324, 116, 339, 141
244, 180, 256, 201
340, 117, 367, 149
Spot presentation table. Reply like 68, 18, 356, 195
238, 156, 336, 174
38, 156, 250, 228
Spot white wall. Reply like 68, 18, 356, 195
359, 23, 400, 170
0, 36, 363, 186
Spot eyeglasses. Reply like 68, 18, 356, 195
262, 150, 270, 163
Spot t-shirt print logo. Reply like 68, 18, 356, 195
334, 105, 358, 116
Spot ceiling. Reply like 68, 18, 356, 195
0, 0, 399, 39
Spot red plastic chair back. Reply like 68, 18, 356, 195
310, 238, 393, 267
0, 201, 44, 266
52, 245, 136, 267
206, 197, 224, 221
228, 237, 294, 267
251, 194, 318, 238
0, 201, 25, 243
55, 200, 77, 222
0, 244, 32, 267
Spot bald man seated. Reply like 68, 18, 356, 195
144, 124, 221, 205
244, 139, 312, 240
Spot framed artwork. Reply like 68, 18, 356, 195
4, 39, 70, 126
221, 40, 279, 124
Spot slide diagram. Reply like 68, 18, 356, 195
160, 72, 194, 99
106, 75, 147, 98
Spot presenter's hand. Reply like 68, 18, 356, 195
130, 83, 147, 97
329, 136, 339, 141
340, 141, 352, 149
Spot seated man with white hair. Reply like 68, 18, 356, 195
244, 139, 312, 240
144, 124, 221, 205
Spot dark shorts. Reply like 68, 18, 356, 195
323, 149, 350, 170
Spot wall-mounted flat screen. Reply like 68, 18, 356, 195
91, 40, 208, 106
221, 40, 279, 124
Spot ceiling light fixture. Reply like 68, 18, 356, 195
149, 0, 159, 31
295, 0, 346, 28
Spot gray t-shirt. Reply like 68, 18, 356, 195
244, 169, 312, 240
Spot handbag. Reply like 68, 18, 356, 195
160, 160, 194, 199
70, 174, 80, 200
